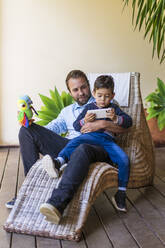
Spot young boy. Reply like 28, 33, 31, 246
40, 75, 132, 218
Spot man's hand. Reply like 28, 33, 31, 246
81, 121, 100, 133
84, 112, 96, 123
81, 120, 129, 134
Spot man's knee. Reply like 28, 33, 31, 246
18, 126, 32, 143
19, 126, 26, 140
73, 143, 107, 163
68, 143, 92, 164
75, 143, 92, 156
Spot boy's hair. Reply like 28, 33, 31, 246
94, 75, 114, 93
65, 70, 89, 91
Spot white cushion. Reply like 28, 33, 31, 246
88, 72, 131, 107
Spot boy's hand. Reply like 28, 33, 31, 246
84, 113, 96, 123
106, 108, 118, 122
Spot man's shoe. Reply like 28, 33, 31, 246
111, 190, 127, 212
5, 197, 16, 209
60, 163, 67, 172
41, 155, 60, 178
40, 203, 62, 224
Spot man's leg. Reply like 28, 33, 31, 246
6, 123, 69, 209
41, 143, 110, 220
19, 123, 69, 176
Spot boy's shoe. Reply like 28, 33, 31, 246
111, 190, 127, 212
40, 203, 62, 224
5, 197, 16, 209
41, 155, 60, 178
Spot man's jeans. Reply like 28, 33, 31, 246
19, 123, 69, 176
19, 124, 119, 213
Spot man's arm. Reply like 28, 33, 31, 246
81, 119, 130, 134
45, 108, 68, 135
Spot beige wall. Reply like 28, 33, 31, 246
1, 0, 165, 145
0, 0, 2, 144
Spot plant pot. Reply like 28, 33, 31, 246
144, 109, 165, 147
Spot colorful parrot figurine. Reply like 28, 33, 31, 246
17, 95, 38, 128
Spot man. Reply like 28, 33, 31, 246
6, 70, 129, 222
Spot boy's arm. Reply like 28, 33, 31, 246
81, 120, 128, 134
113, 105, 132, 129
73, 107, 89, 132
81, 105, 132, 134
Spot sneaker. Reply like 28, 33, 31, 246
60, 163, 67, 172
111, 190, 127, 212
5, 197, 16, 209
40, 203, 62, 224
41, 155, 60, 178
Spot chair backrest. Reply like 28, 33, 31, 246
88, 72, 142, 129
88, 72, 131, 107
121, 72, 142, 130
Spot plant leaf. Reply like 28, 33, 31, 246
35, 120, 50, 126
38, 109, 59, 119
37, 111, 57, 121
39, 94, 59, 112
123, 0, 165, 63
145, 92, 162, 104
146, 107, 159, 120
49, 89, 61, 112
157, 77, 165, 97
61, 91, 74, 106
157, 109, 165, 131
54, 87, 64, 110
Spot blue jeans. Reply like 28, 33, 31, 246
59, 132, 130, 189
19, 124, 128, 213
19, 123, 69, 176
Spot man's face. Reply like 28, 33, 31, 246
68, 77, 91, 105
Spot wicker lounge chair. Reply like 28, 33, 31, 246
4, 72, 155, 241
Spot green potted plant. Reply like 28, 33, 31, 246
145, 78, 165, 146
122, 1, 165, 146
123, 0, 165, 64
36, 87, 74, 127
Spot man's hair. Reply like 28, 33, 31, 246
65, 70, 89, 91
94, 75, 114, 93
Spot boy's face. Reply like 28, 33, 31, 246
93, 88, 115, 108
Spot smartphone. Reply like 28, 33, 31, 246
87, 108, 112, 119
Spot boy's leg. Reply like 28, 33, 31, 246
19, 123, 69, 176
103, 140, 130, 188
61, 133, 130, 188
102, 139, 130, 212
58, 133, 100, 162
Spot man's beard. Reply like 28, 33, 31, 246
76, 92, 91, 106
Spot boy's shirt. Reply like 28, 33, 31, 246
73, 102, 132, 137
